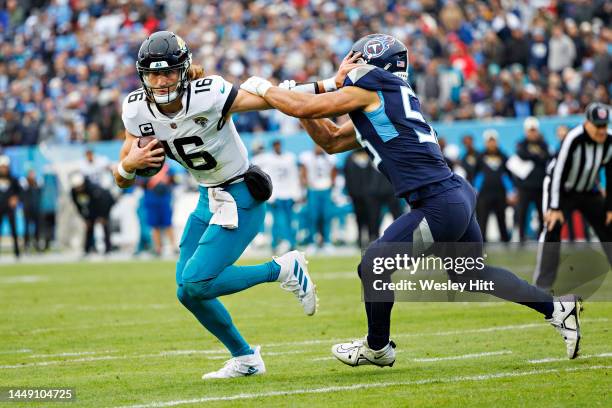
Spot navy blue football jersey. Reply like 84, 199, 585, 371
343, 65, 453, 199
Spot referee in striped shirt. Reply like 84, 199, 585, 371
534, 103, 612, 290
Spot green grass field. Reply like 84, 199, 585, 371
1, 256, 610, 407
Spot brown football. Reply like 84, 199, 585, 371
136, 136, 165, 177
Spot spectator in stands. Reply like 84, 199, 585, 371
0, 155, 20, 257
70, 173, 115, 256
513, 117, 550, 243
0, 1, 609, 147
141, 164, 176, 257
548, 26, 576, 73
299, 145, 336, 252
474, 130, 514, 242
21, 169, 42, 252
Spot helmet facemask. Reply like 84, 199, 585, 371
137, 58, 191, 105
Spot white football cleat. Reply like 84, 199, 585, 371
202, 346, 266, 379
547, 295, 582, 359
332, 337, 396, 367
274, 250, 318, 315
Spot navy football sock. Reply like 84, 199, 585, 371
365, 301, 394, 350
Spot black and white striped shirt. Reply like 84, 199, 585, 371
546, 124, 612, 210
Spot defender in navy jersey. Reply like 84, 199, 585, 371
241, 34, 583, 365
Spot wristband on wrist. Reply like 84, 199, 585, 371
118, 161, 135, 180
322, 77, 338, 92
291, 82, 318, 94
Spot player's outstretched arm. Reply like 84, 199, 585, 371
241, 78, 378, 119
299, 118, 360, 154
113, 131, 165, 189
228, 89, 272, 113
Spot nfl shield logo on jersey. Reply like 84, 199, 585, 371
194, 116, 209, 128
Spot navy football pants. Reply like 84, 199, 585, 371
359, 176, 554, 350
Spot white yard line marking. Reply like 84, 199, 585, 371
265, 318, 610, 348
0, 275, 46, 284
313, 356, 335, 361
528, 352, 612, 364
206, 350, 304, 360
3, 318, 609, 367
116, 365, 612, 408
158, 350, 226, 356
314, 350, 512, 363
0, 355, 121, 368
29, 350, 115, 359
0, 349, 31, 355
28, 318, 185, 334
412, 350, 512, 362
315, 272, 358, 280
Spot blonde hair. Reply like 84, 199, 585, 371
188, 64, 206, 80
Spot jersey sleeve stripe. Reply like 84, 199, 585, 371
221, 84, 239, 118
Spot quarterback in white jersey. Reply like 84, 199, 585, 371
112, 31, 317, 380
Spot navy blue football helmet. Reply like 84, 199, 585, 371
136, 31, 192, 105
351, 34, 408, 80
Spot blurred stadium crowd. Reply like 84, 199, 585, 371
0, 0, 611, 258
0, 116, 596, 258
0, 0, 611, 146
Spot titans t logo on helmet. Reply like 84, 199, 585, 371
363, 35, 396, 59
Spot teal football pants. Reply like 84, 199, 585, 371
305, 188, 333, 245
270, 199, 296, 249
176, 182, 280, 357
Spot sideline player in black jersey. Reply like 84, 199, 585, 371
241, 34, 583, 365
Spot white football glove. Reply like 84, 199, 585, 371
240, 76, 273, 97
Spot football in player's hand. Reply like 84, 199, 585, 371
136, 136, 165, 177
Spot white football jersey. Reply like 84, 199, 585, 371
121, 75, 248, 187
257, 151, 301, 201
299, 150, 336, 190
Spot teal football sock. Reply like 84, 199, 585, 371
178, 287, 253, 357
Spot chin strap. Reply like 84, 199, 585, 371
153, 89, 180, 105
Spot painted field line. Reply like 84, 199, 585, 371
3, 317, 609, 365
116, 365, 612, 408
28, 318, 185, 334
264, 317, 610, 348
0, 349, 309, 369
29, 350, 115, 359
314, 350, 512, 363
207, 350, 305, 360
528, 352, 612, 364
315, 272, 358, 280
0, 355, 121, 369
0, 275, 46, 284
412, 350, 512, 362
0, 349, 31, 355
